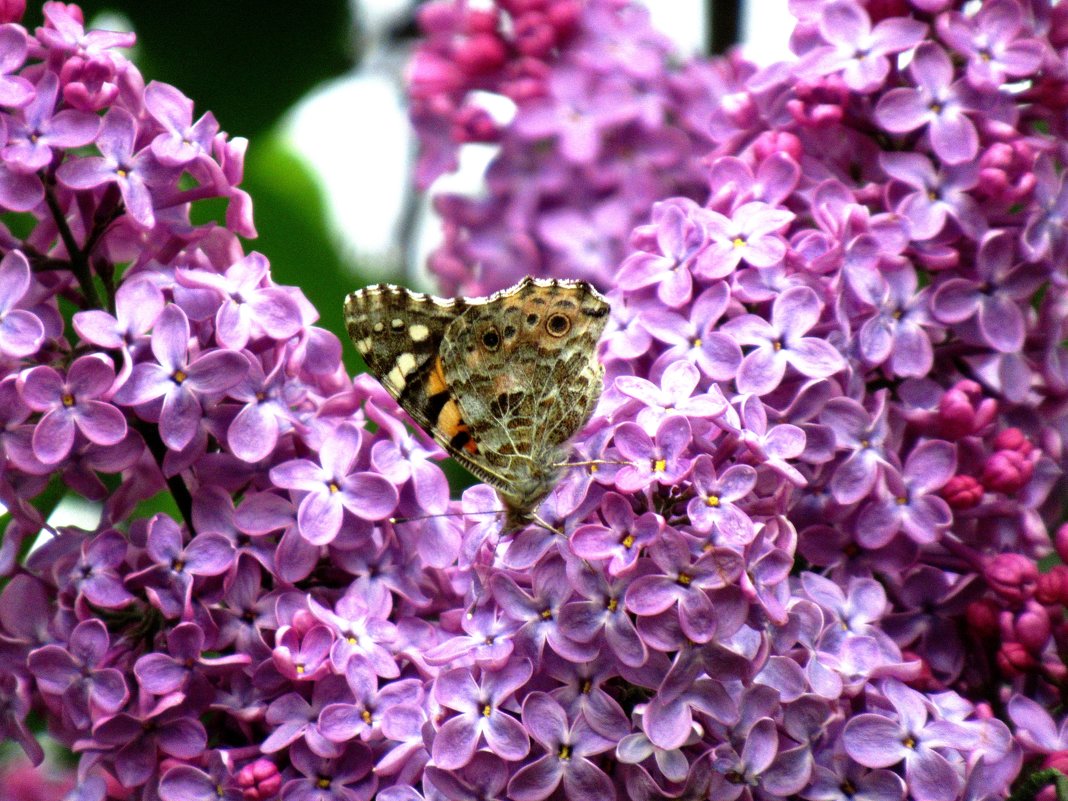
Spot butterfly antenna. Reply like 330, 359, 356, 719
556, 458, 632, 469
530, 512, 566, 537
389, 509, 504, 525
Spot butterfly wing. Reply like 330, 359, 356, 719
344, 284, 460, 437
439, 277, 610, 513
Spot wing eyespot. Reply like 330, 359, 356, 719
481, 327, 502, 351
546, 313, 571, 337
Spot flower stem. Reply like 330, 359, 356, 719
43, 182, 103, 310
132, 417, 197, 536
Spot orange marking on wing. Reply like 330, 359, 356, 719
428, 357, 448, 396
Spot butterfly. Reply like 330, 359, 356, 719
344, 276, 611, 532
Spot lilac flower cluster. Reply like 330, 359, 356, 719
405, 0, 1068, 799
3, 1, 1068, 800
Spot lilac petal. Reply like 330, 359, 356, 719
151, 305, 190, 371
249, 288, 303, 340
775, 286, 822, 337
523, 693, 567, 749
831, 452, 879, 505
32, 409, 75, 463
68, 356, 115, 398
562, 759, 614, 801
185, 349, 248, 393
75, 400, 127, 446
432, 713, 479, 770
135, 653, 186, 695
69, 620, 110, 664
157, 717, 207, 758
338, 473, 398, 521
856, 501, 900, 549
21, 365, 63, 409
298, 491, 343, 545
160, 766, 215, 801
736, 346, 784, 396
160, 385, 201, 450
434, 668, 479, 712
485, 712, 530, 761
874, 88, 929, 133
605, 613, 648, 668
930, 112, 978, 165
644, 696, 691, 750
0, 309, 44, 356
906, 440, 956, 492
89, 668, 128, 713
269, 459, 324, 492
228, 402, 279, 463
614, 375, 663, 406
625, 576, 678, 616
318, 703, 364, 742
902, 496, 951, 543
27, 646, 79, 693
612, 423, 652, 461
978, 294, 1024, 353
508, 756, 563, 801
908, 747, 962, 801
785, 338, 845, 378
718, 464, 757, 501
112, 363, 171, 406
184, 533, 235, 575
844, 714, 908, 767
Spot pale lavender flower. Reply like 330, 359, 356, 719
638, 282, 743, 382
874, 43, 979, 165
557, 561, 648, 668
507, 692, 615, 801
91, 701, 208, 788
936, 0, 1044, 88
56, 107, 178, 228
614, 359, 727, 434
269, 422, 398, 545
1, 71, 99, 172
112, 304, 248, 450
143, 80, 219, 166
134, 622, 249, 696
821, 393, 892, 505
616, 199, 711, 307
843, 679, 974, 801
799, 1, 927, 92
281, 740, 376, 801
700, 201, 795, 274
880, 152, 984, 241
176, 252, 303, 350
686, 455, 757, 543
570, 492, 661, 576
0, 250, 44, 358
930, 230, 1044, 353
20, 355, 127, 464
430, 659, 531, 769
723, 285, 845, 396
855, 264, 936, 377
612, 415, 693, 492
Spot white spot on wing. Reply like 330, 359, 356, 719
409, 324, 429, 342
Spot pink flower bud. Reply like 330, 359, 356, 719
514, 12, 556, 58
937, 380, 996, 438
0, 0, 24, 22
752, 131, 802, 163
1036, 565, 1068, 607
453, 32, 507, 75
417, 1, 458, 33
237, 759, 281, 801
545, 1, 581, 36
996, 641, 1036, 677
465, 8, 499, 34
965, 599, 1001, 638
406, 52, 465, 100
981, 449, 1034, 494
993, 427, 1034, 457
984, 553, 1037, 604
1015, 601, 1052, 653
1056, 523, 1068, 565
453, 105, 499, 143
941, 474, 983, 510
1043, 750, 1068, 775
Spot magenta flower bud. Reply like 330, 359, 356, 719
1036, 565, 1068, 607
236, 759, 281, 801
752, 131, 802, 163
940, 474, 983, 510
996, 641, 1037, 678
514, 12, 556, 58
464, 8, 499, 33
937, 380, 996, 438
59, 55, 120, 112
993, 426, 1034, 457
1055, 523, 1068, 565
545, 0, 581, 35
453, 105, 499, 143
984, 553, 1037, 604
965, 598, 1001, 638
1044, 751, 1068, 776
454, 32, 506, 76
0, 0, 24, 22
981, 449, 1034, 494
1015, 601, 1052, 653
